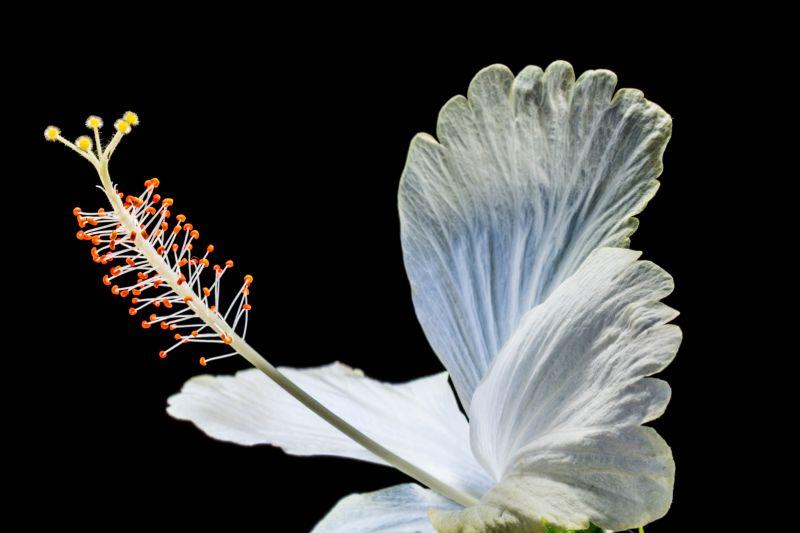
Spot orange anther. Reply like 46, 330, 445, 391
174, 333, 182, 341
170, 324, 177, 331
128, 307, 137, 316
153, 280, 163, 288
132, 289, 142, 296
110, 231, 118, 240
76, 230, 86, 240
222, 334, 233, 345
178, 258, 188, 267
173, 225, 182, 234
117, 192, 124, 198
72, 207, 81, 216
146, 207, 156, 215
176, 214, 186, 223
152, 194, 161, 203
110, 266, 122, 276
184, 223, 193, 232
199, 357, 207, 367
161, 322, 169, 330
149, 313, 157, 322
91, 236, 101, 245
141, 320, 151, 329
120, 290, 129, 298
131, 297, 139, 304
158, 350, 167, 359
177, 274, 186, 285
164, 210, 171, 218
225, 260, 234, 268
111, 285, 120, 295
102, 275, 111, 286
202, 287, 211, 297
129, 231, 137, 240
244, 274, 253, 284
171, 244, 179, 253
241, 288, 249, 296
163, 299, 172, 308
151, 178, 160, 188
140, 230, 149, 239
209, 305, 216, 312
207, 244, 215, 253
191, 330, 199, 337
126, 258, 135, 267
187, 244, 193, 251
154, 300, 161, 308
87, 218, 98, 226
183, 296, 193, 303
98, 208, 105, 215
162, 198, 173, 206
157, 245, 166, 254
190, 230, 199, 240
243, 303, 252, 311
144, 179, 152, 188
200, 258, 209, 268
78, 217, 87, 228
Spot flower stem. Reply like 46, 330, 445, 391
97, 161, 480, 509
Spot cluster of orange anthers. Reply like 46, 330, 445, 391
73, 178, 254, 366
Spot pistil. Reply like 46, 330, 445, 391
46, 115, 481, 508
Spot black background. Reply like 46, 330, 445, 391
10, 21, 767, 532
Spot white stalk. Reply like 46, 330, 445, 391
91, 149, 479, 508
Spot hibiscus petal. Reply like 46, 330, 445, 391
167, 362, 491, 498
456, 247, 679, 531
313, 483, 460, 533
399, 61, 672, 408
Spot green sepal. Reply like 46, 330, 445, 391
542, 521, 605, 533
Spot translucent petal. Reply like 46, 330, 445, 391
167, 362, 491, 498
313, 483, 460, 533
441, 248, 679, 531
400, 61, 672, 408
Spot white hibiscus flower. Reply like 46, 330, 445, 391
165, 61, 680, 532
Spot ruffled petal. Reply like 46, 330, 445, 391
445, 248, 679, 531
313, 483, 460, 533
399, 61, 671, 408
432, 427, 671, 533
167, 362, 491, 498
